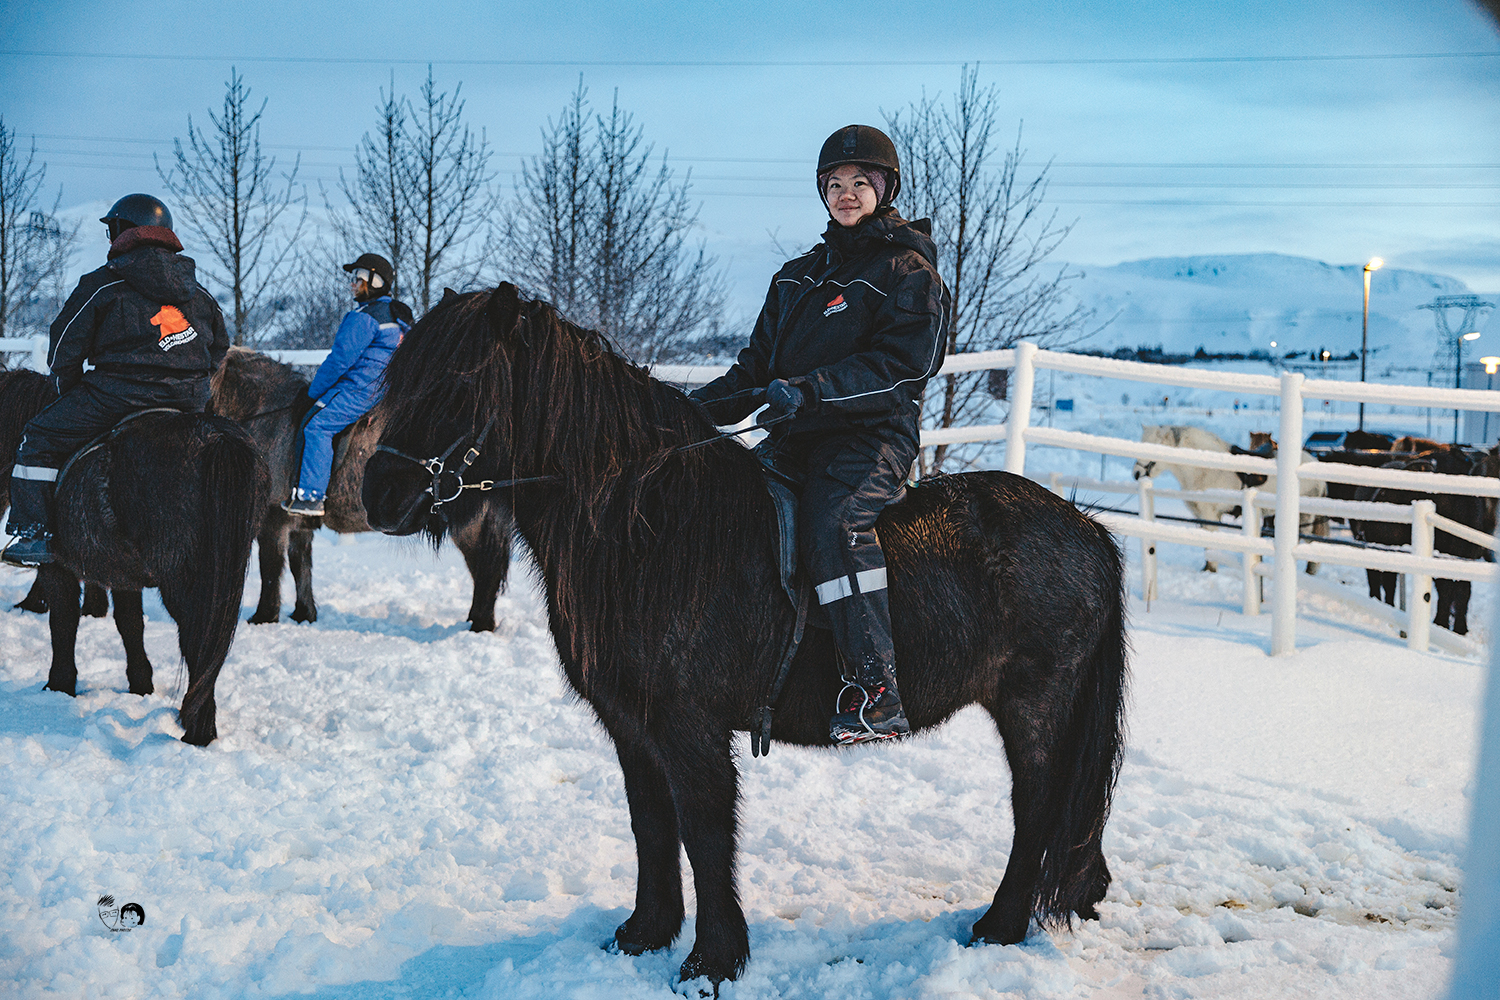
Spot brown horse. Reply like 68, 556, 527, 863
210, 347, 514, 630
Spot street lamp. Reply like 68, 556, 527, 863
1481, 356, 1500, 443
1456, 330, 1482, 443
1359, 256, 1383, 430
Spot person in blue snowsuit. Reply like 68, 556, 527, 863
283, 253, 410, 516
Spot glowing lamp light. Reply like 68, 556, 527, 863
1365, 257, 1384, 272
1463, 331, 1482, 341
1481, 356, 1500, 375
1270, 340, 1278, 348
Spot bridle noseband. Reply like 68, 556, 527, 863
375, 414, 558, 525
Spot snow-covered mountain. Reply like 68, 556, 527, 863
1066, 252, 1479, 365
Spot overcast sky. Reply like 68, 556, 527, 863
2, 0, 1497, 318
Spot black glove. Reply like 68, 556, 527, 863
763, 379, 805, 420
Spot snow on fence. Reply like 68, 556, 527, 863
12, 338, 1499, 656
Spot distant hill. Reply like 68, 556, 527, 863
1065, 253, 1479, 368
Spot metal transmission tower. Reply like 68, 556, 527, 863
1421, 295, 1496, 441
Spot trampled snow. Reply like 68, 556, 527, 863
0, 516, 1484, 999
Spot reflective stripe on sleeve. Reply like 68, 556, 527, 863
855, 567, 888, 594
12, 465, 59, 482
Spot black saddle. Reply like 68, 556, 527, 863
56, 408, 187, 490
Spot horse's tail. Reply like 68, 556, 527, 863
1035, 518, 1129, 926
175, 420, 269, 744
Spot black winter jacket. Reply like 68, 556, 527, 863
692, 210, 948, 445
47, 227, 229, 395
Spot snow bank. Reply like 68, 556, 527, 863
0, 529, 1483, 999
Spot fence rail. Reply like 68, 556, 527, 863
10, 336, 1496, 656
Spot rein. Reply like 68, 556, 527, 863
374, 401, 794, 524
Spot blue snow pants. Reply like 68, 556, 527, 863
295, 385, 377, 500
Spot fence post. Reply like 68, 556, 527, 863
30, 335, 47, 373
1004, 342, 1037, 476
1271, 371, 1304, 655
1138, 475, 1158, 603
1409, 499, 1435, 652
1242, 487, 1261, 616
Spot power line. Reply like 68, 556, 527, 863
3, 49, 1498, 67
21, 134, 1500, 172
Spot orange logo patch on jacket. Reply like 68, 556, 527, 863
151, 305, 199, 350
823, 294, 848, 317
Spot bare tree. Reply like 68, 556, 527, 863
886, 67, 1102, 474
261, 243, 350, 351
157, 68, 307, 345
0, 117, 77, 341
325, 76, 412, 300
501, 79, 727, 363
401, 68, 494, 314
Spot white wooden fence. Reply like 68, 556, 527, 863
10, 335, 1499, 656
660, 345, 1500, 658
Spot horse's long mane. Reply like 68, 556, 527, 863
381, 284, 770, 684
0, 367, 56, 470
209, 346, 308, 420
383, 283, 741, 498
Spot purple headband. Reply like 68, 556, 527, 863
820, 165, 889, 206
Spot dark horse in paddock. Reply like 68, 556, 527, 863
6, 368, 268, 745
1349, 445, 1498, 635
362, 285, 1129, 988
209, 347, 513, 630
0, 367, 108, 616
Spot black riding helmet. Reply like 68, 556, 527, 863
816, 124, 901, 207
101, 194, 173, 241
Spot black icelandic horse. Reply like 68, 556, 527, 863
0, 367, 108, 616
362, 285, 1129, 988
1349, 445, 1498, 635
6, 370, 268, 745
210, 347, 513, 630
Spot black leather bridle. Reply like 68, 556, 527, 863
374, 414, 558, 526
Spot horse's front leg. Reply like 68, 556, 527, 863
453, 508, 510, 633
41, 565, 82, 696
110, 589, 153, 695
655, 713, 749, 987
608, 725, 686, 955
287, 524, 317, 623
249, 515, 290, 624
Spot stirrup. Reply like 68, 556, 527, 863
830, 680, 910, 744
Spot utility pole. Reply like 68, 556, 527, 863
1421, 295, 1494, 443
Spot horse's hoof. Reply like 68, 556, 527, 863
43, 681, 77, 697
468, 619, 496, 633
677, 954, 729, 997
609, 920, 675, 956
13, 597, 47, 614
969, 917, 1027, 947
247, 611, 280, 624
289, 608, 316, 624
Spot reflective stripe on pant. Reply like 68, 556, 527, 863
794, 429, 915, 683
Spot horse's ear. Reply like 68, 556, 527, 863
440, 287, 460, 306
484, 283, 524, 342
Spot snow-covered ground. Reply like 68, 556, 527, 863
0, 517, 1484, 999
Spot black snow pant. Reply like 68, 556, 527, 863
8, 373, 210, 538
757, 427, 916, 686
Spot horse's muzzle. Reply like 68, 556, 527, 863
361, 451, 434, 536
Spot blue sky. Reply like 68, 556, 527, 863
2, 0, 1497, 317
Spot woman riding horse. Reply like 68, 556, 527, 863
689, 124, 948, 744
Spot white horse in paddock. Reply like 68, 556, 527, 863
1132, 425, 1328, 573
